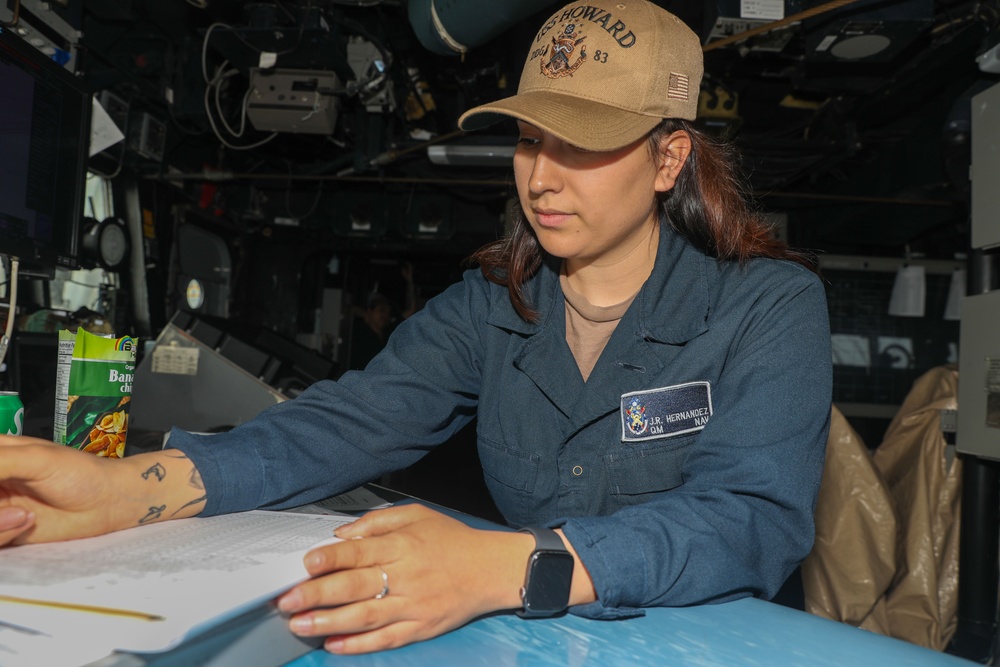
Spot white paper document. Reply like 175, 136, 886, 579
0, 510, 356, 666
286, 486, 392, 514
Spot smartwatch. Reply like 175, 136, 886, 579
517, 526, 574, 618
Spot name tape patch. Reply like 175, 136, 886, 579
621, 381, 713, 442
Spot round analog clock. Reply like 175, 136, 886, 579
81, 216, 130, 271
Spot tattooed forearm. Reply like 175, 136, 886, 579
141, 463, 166, 481
170, 495, 207, 517
130, 451, 204, 520
160, 451, 203, 489
138, 505, 167, 524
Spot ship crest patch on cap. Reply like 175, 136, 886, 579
540, 23, 588, 79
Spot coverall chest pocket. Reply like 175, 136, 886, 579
478, 439, 540, 491
604, 436, 694, 508
477, 435, 544, 526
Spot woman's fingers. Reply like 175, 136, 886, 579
334, 503, 435, 540
281, 516, 407, 612
301, 505, 443, 577
0, 506, 32, 530
324, 624, 410, 655
280, 564, 389, 613
0, 435, 57, 449
0, 507, 34, 546
323, 618, 425, 655
298, 600, 453, 655
278, 506, 512, 655
283, 571, 441, 655
301, 532, 381, 576
289, 594, 404, 639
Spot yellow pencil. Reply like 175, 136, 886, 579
0, 594, 165, 621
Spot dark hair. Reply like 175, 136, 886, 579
471, 119, 814, 323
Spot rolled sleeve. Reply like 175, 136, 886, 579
165, 271, 492, 516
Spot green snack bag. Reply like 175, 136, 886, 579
53, 329, 137, 457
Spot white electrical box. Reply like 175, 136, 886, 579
971, 82, 1000, 250
958, 81, 1000, 459
957, 291, 1000, 459
247, 68, 340, 135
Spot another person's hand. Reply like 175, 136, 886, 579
0, 435, 122, 546
277, 504, 534, 654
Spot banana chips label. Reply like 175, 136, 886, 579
54, 329, 137, 458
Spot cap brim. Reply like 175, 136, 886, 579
458, 90, 663, 152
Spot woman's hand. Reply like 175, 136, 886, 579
277, 504, 535, 655
0, 436, 206, 546
0, 435, 124, 546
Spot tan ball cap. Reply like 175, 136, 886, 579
458, 0, 704, 152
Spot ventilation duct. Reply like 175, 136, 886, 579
408, 0, 559, 56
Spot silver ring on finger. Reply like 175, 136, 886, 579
373, 564, 389, 600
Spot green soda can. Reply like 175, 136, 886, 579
0, 391, 24, 436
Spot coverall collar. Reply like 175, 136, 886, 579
485, 224, 712, 422
486, 223, 712, 345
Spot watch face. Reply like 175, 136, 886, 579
523, 550, 574, 614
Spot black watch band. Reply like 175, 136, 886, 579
517, 527, 574, 618
522, 526, 565, 552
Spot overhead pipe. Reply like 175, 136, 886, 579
141, 171, 965, 207
408, 0, 559, 56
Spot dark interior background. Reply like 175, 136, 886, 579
3, 0, 995, 521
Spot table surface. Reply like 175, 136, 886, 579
82, 484, 973, 667
285, 597, 976, 667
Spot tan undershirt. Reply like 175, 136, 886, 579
560, 271, 639, 382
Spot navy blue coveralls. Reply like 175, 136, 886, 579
169, 223, 833, 620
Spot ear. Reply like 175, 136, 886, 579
653, 130, 692, 193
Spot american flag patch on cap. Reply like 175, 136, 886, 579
667, 73, 690, 100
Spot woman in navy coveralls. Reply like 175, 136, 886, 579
0, 0, 832, 655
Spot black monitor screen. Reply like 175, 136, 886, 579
0, 26, 90, 271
